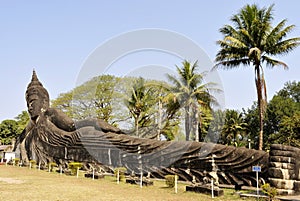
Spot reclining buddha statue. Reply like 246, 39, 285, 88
16, 70, 268, 186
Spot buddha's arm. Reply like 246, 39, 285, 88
45, 108, 123, 134
45, 108, 76, 132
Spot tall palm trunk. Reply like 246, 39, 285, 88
185, 105, 191, 141
157, 99, 162, 140
194, 108, 199, 142
135, 115, 139, 137
255, 65, 266, 150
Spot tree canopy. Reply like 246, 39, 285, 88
0, 111, 28, 145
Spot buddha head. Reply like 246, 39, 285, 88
25, 70, 50, 121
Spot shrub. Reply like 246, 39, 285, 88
261, 183, 278, 201
114, 167, 127, 182
47, 162, 57, 172
165, 175, 178, 188
13, 158, 20, 166
29, 160, 36, 168
68, 162, 83, 175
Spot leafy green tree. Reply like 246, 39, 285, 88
221, 109, 248, 146
193, 106, 214, 142
277, 111, 300, 147
94, 75, 122, 122
244, 81, 300, 149
244, 99, 297, 150
160, 97, 181, 141
51, 75, 181, 139
266, 81, 300, 148
0, 119, 20, 144
72, 75, 119, 121
52, 75, 122, 124
267, 95, 298, 132
277, 81, 300, 103
15, 110, 30, 134
243, 104, 260, 149
167, 60, 218, 141
207, 110, 225, 143
125, 77, 156, 137
215, 4, 300, 150
0, 111, 29, 145
51, 91, 74, 117
146, 81, 181, 140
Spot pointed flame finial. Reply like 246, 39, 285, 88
27, 69, 43, 89
32, 69, 38, 82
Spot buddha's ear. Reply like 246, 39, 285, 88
42, 99, 49, 110
41, 100, 49, 113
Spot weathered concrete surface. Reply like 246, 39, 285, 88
269, 144, 300, 195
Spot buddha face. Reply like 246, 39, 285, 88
26, 87, 49, 121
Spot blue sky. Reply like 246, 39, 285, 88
0, 0, 299, 121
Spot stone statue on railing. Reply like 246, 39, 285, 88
16, 70, 269, 188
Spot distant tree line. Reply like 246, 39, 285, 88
1, 4, 299, 150
1, 67, 299, 150
50, 60, 217, 141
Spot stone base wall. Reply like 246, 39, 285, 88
269, 144, 300, 195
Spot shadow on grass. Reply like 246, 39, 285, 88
160, 186, 173, 189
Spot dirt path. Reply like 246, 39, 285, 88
0, 177, 24, 184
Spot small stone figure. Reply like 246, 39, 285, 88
209, 154, 219, 186
192, 175, 197, 185
202, 171, 210, 184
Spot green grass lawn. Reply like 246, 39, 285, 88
0, 165, 256, 201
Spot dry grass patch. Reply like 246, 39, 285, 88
0, 165, 254, 201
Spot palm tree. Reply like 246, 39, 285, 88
221, 109, 248, 147
167, 60, 218, 141
215, 4, 300, 150
125, 77, 156, 137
